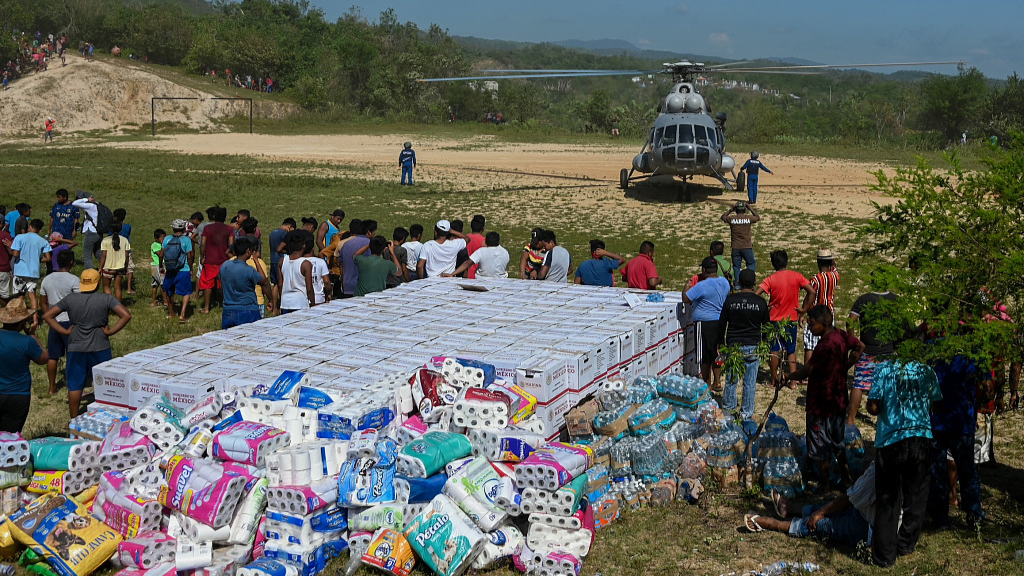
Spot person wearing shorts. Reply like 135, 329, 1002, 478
755, 250, 816, 386
159, 220, 195, 323
782, 305, 864, 489
150, 229, 165, 306
199, 207, 233, 314
685, 257, 731, 389
847, 287, 899, 426
39, 250, 79, 394
43, 270, 131, 418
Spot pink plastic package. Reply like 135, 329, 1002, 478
515, 443, 594, 489
158, 455, 251, 528
101, 422, 155, 458
210, 421, 290, 466
118, 531, 176, 569
114, 563, 176, 576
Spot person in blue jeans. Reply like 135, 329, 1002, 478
928, 353, 984, 528
399, 141, 417, 185
743, 461, 884, 552
740, 151, 773, 205
219, 237, 274, 329
716, 269, 770, 418
721, 202, 760, 289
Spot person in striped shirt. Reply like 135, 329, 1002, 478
804, 249, 840, 366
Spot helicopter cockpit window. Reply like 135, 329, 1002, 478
678, 124, 694, 145
654, 127, 664, 147
694, 125, 709, 146
707, 127, 718, 149
661, 125, 677, 145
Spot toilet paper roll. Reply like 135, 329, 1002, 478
526, 523, 592, 557
403, 494, 486, 576
175, 540, 213, 571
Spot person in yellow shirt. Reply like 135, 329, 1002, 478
99, 223, 131, 301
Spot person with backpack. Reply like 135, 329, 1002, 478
158, 219, 194, 323
72, 191, 112, 270
150, 229, 165, 307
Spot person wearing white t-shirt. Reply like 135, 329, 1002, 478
403, 224, 424, 279
416, 220, 467, 279
72, 191, 101, 270
307, 255, 331, 304
445, 232, 509, 279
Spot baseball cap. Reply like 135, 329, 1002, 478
80, 269, 100, 292
436, 220, 451, 233
172, 219, 188, 230
76, 190, 91, 200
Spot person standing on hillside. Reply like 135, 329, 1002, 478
804, 249, 840, 367
44, 117, 56, 144
43, 269, 131, 418
740, 151, 773, 205
756, 250, 817, 386
199, 207, 233, 314
0, 299, 48, 433
399, 142, 417, 185
722, 202, 760, 288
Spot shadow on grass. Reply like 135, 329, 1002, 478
625, 180, 729, 204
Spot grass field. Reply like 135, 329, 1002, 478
0, 140, 1021, 576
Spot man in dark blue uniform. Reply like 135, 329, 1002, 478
740, 151, 773, 205
399, 141, 417, 185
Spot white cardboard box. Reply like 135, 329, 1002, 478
516, 353, 571, 404
93, 362, 132, 408
534, 395, 572, 441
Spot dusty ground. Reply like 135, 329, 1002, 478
111, 133, 895, 220
0, 57, 291, 135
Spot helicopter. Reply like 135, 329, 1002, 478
421, 59, 963, 201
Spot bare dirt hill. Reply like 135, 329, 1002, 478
0, 57, 294, 136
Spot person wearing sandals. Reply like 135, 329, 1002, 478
742, 461, 888, 551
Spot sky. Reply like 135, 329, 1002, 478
313, 0, 1022, 78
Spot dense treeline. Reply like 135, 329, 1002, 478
4, 0, 1023, 145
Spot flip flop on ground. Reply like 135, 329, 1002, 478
742, 513, 765, 533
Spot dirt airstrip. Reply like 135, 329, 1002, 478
111, 133, 896, 222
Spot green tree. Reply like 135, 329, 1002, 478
919, 65, 988, 143
859, 136, 1024, 368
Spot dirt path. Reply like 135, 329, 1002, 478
111, 133, 894, 219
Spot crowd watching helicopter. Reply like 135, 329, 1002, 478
422, 59, 962, 201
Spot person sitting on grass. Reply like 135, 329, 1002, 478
575, 239, 625, 287
159, 220, 195, 323
445, 231, 510, 279
742, 461, 887, 553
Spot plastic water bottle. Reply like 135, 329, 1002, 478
761, 562, 788, 576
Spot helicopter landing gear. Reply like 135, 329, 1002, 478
736, 170, 746, 193
677, 178, 692, 203
619, 168, 630, 190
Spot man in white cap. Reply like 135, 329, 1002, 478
417, 220, 468, 279
0, 298, 48, 432
43, 269, 131, 417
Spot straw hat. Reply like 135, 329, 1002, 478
816, 248, 836, 260
0, 299, 36, 324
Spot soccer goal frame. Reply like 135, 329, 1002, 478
151, 97, 253, 135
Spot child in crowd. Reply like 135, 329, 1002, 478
47, 233, 77, 275
112, 208, 135, 294
151, 229, 166, 306
99, 223, 131, 300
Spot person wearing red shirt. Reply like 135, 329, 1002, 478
621, 241, 662, 290
465, 215, 486, 279
755, 249, 817, 386
199, 207, 234, 314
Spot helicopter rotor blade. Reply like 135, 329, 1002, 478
706, 61, 753, 69
477, 69, 634, 73
712, 70, 821, 75
719, 60, 964, 71
419, 70, 662, 82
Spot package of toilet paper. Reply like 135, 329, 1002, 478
118, 531, 176, 569
211, 422, 290, 467
514, 443, 594, 491
337, 438, 398, 507
158, 455, 250, 529
403, 494, 486, 576
398, 432, 472, 478
30, 438, 100, 472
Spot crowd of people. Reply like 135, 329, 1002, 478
0, 184, 1019, 569
200, 65, 275, 93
